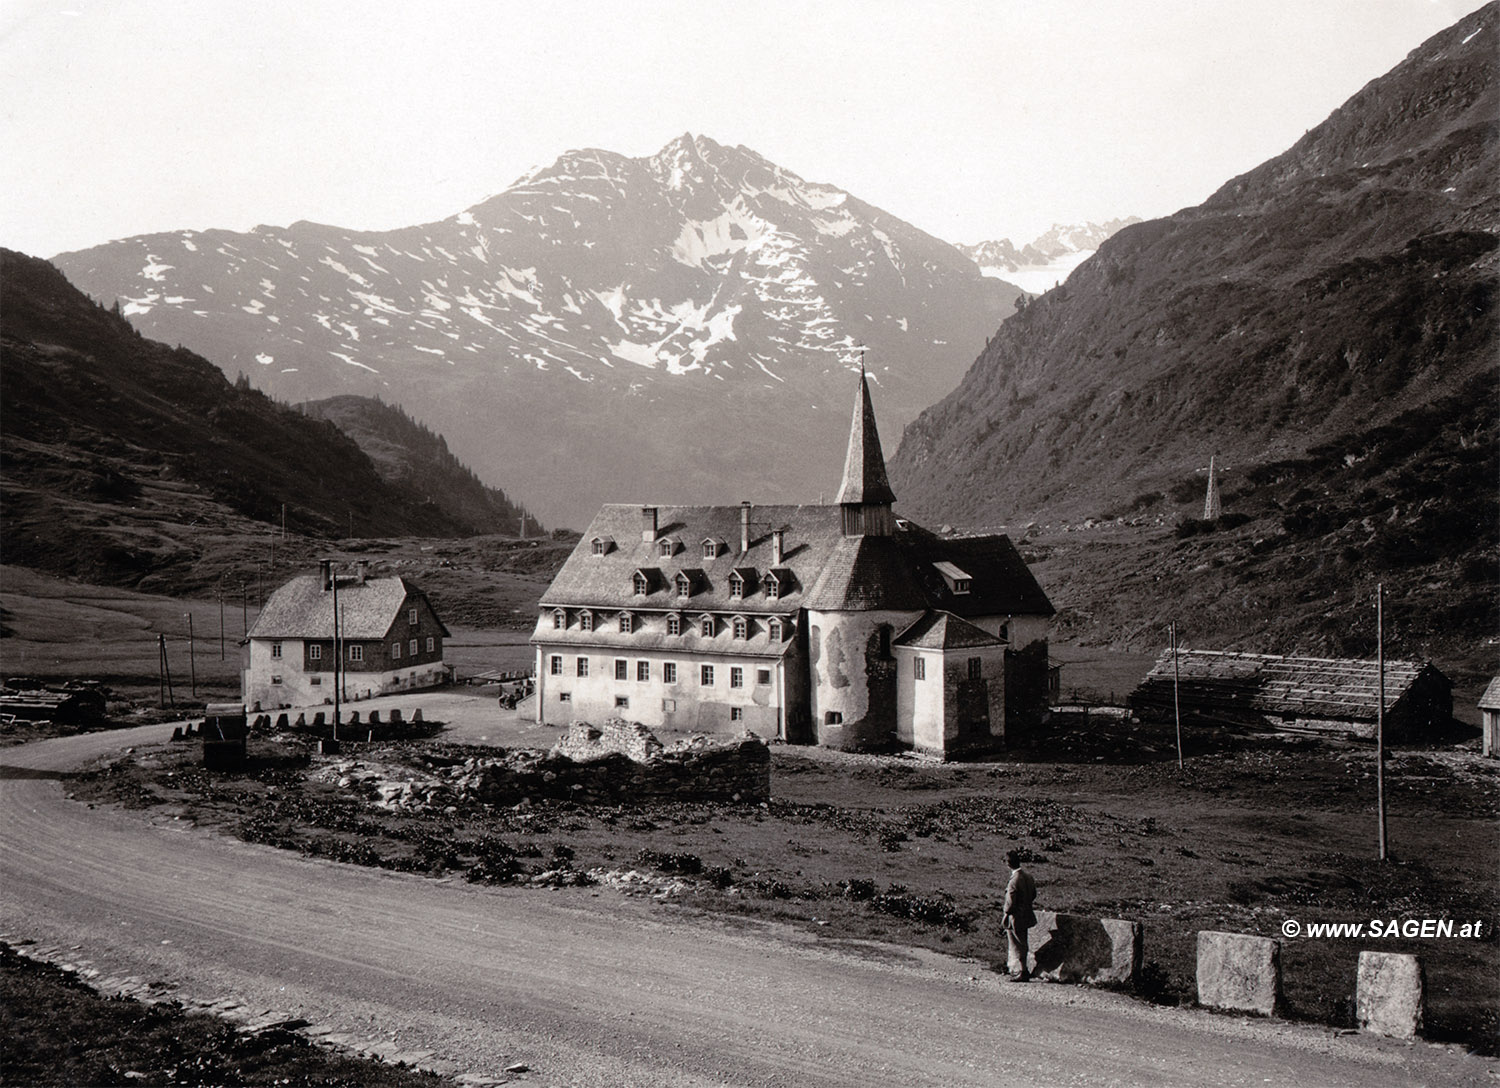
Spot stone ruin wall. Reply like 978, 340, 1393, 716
458, 718, 770, 806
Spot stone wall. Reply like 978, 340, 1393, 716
456, 720, 770, 805
1027, 911, 1142, 985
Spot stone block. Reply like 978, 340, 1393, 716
1196, 930, 1281, 1015
412, 708, 423, 722
390, 709, 403, 723
1357, 951, 1424, 1039
1028, 912, 1142, 985
370, 710, 381, 724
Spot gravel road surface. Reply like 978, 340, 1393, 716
2, 725, 1492, 1087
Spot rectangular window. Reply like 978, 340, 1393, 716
913, 657, 925, 681
615, 659, 628, 680
667, 614, 682, 636
730, 707, 744, 722
409, 608, 419, 625
550, 655, 563, 676
637, 660, 650, 682
663, 662, 678, 684
615, 696, 630, 709
700, 664, 714, 686
968, 657, 982, 680
271, 674, 283, 685
730, 666, 744, 689
558, 692, 571, 702
309, 676, 321, 686
426, 637, 434, 653
271, 642, 282, 659
392, 642, 402, 660
576, 657, 589, 677
308, 644, 322, 661
825, 711, 842, 725
662, 698, 676, 712
409, 639, 418, 656
619, 612, 634, 634
579, 612, 594, 632
757, 668, 771, 686
348, 645, 363, 663
553, 610, 564, 629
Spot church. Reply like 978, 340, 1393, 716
531, 371, 1055, 757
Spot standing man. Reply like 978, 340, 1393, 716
1002, 849, 1037, 982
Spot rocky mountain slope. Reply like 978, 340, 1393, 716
892, 4, 1496, 524
298, 396, 536, 538
0, 250, 530, 589
53, 135, 1015, 528
889, 4, 1497, 668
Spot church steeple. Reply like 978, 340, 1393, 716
835, 366, 896, 536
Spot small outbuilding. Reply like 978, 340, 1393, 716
1129, 649, 1452, 742
1478, 677, 1500, 758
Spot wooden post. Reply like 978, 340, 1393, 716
1171, 621, 1183, 769
186, 613, 196, 698
331, 565, 340, 742
1377, 583, 1387, 861
159, 634, 175, 709
218, 581, 225, 661
241, 584, 248, 638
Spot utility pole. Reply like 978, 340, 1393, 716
218, 580, 225, 661
1376, 583, 1388, 861
281, 503, 287, 541
331, 566, 341, 743
1170, 621, 1183, 770
159, 634, 175, 709
241, 583, 248, 638
186, 613, 197, 698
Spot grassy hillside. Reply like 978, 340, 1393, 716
1, 250, 540, 590
299, 395, 538, 537
888, 7, 1498, 670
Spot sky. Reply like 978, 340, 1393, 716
0, 0, 1486, 259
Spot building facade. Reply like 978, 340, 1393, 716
244, 562, 450, 710
531, 372, 1055, 758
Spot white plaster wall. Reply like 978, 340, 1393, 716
806, 608, 912, 739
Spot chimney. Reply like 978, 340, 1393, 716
320, 559, 333, 592
641, 505, 658, 543
740, 502, 752, 555
772, 529, 785, 567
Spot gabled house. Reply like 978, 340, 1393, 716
244, 561, 451, 709
530, 370, 1055, 758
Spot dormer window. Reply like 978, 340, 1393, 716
768, 618, 783, 642
552, 608, 566, 629
658, 537, 679, 558
732, 616, 748, 639
702, 538, 726, 560
933, 561, 972, 595
675, 572, 691, 597
729, 572, 744, 599
619, 611, 634, 634
764, 570, 787, 600
633, 572, 648, 595
666, 613, 682, 636
699, 614, 716, 637
591, 535, 614, 556
578, 610, 594, 632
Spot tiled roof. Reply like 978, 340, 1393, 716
805, 535, 928, 611
541, 504, 1053, 619
1480, 677, 1500, 711
894, 611, 1006, 650
1130, 649, 1449, 722
834, 372, 897, 505
248, 574, 447, 640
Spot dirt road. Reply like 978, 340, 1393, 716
1, 726, 1491, 1087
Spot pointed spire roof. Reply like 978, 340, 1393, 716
834, 368, 897, 506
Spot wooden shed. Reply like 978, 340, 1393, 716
1479, 677, 1500, 758
1129, 650, 1452, 742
